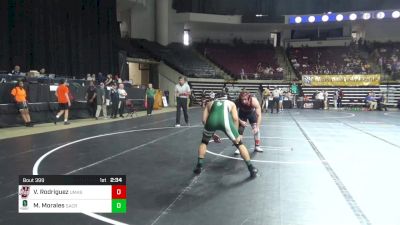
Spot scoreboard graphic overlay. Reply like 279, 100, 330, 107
18, 175, 126, 213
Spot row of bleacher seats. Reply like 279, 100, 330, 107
129, 39, 221, 79
367, 42, 400, 79
113, 39, 400, 82
197, 43, 283, 80
288, 46, 373, 76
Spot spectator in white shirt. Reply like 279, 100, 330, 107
118, 84, 127, 117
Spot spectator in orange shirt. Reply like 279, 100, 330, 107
11, 80, 33, 127
54, 79, 71, 125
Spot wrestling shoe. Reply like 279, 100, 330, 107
249, 165, 258, 178
193, 166, 203, 175
254, 146, 263, 152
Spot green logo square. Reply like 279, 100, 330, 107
112, 199, 126, 213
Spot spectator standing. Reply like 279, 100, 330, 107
95, 82, 107, 119
54, 79, 71, 125
333, 89, 339, 109
105, 74, 113, 86
85, 81, 97, 118
337, 88, 344, 108
279, 88, 284, 111
323, 90, 329, 109
145, 83, 156, 116
91, 74, 96, 82
261, 86, 270, 112
110, 83, 119, 119
240, 68, 247, 80
315, 91, 324, 109
175, 76, 191, 127
118, 83, 127, 117
290, 82, 299, 108
11, 80, 33, 127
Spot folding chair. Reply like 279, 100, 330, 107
125, 99, 137, 117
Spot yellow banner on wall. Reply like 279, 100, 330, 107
302, 74, 381, 86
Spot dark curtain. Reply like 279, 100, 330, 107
0, 0, 120, 78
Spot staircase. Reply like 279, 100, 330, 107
275, 47, 296, 81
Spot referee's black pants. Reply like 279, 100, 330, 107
271, 97, 280, 113
176, 97, 188, 125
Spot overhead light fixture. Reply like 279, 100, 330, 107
349, 13, 357, 21
392, 11, 400, 18
308, 16, 316, 23
376, 11, 385, 19
322, 15, 329, 22
336, 14, 344, 21
363, 12, 371, 20
183, 30, 190, 46
295, 16, 302, 23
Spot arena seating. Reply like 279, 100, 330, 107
288, 46, 372, 76
197, 43, 283, 80
115, 39, 153, 60
367, 42, 400, 80
132, 39, 220, 78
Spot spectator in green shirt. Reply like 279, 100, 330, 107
145, 83, 156, 116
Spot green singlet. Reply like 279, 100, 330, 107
203, 100, 240, 143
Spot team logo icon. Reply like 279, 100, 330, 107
19, 186, 30, 199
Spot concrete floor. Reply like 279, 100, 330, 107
1, 108, 399, 225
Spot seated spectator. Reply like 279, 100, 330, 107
11, 80, 33, 127
377, 93, 388, 111
39, 68, 46, 76
365, 93, 377, 110
11, 65, 22, 76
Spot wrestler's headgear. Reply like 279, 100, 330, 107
239, 92, 251, 101
214, 92, 228, 100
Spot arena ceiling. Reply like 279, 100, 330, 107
172, 0, 400, 16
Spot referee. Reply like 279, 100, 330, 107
175, 76, 190, 127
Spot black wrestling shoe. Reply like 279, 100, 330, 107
193, 166, 203, 175
249, 165, 258, 178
